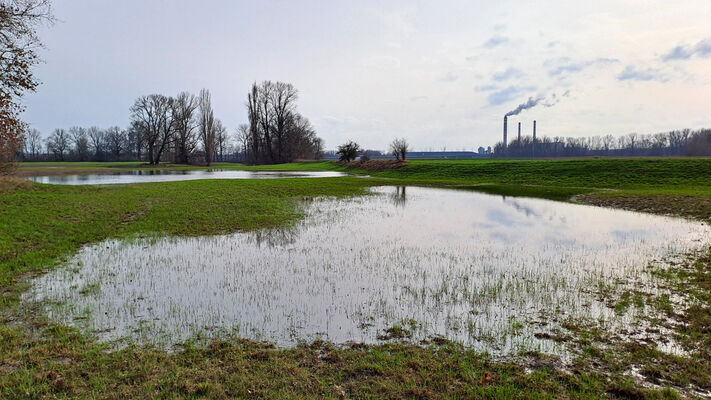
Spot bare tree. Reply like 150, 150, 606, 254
258, 81, 274, 162
87, 126, 105, 160
236, 123, 249, 161
214, 119, 227, 162
130, 94, 174, 165
198, 88, 215, 165
172, 91, 198, 164
0, 0, 53, 172
269, 81, 297, 162
68, 126, 89, 161
389, 137, 409, 160
25, 127, 41, 159
105, 126, 126, 160
46, 128, 69, 160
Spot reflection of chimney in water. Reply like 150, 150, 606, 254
518, 122, 521, 142
503, 116, 508, 148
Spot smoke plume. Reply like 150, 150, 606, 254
505, 91, 569, 117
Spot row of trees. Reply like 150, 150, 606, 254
495, 129, 711, 158
20, 83, 326, 165
240, 81, 323, 164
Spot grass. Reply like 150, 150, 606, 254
3, 157, 711, 398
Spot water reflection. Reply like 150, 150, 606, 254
23, 186, 711, 356
28, 169, 350, 185
390, 186, 407, 207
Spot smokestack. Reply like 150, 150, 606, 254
517, 122, 521, 142
531, 119, 536, 158
503, 116, 508, 148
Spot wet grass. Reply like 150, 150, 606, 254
4, 158, 711, 398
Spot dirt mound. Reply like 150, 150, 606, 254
337, 159, 408, 171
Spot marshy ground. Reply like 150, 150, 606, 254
2, 158, 711, 399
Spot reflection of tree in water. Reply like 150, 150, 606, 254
390, 186, 407, 207
251, 227, 300, 247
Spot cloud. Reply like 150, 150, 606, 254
616, 65, 667, 82
487, 86, 536, 106
439, 71, 458, 82
483, 35, 510, 48
475, 84, 498, 92
547, 57, 618, 77
492, 67, 523, 81
662, 38, 711, 61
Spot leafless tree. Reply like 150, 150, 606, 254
46, 128, 69, 160
214, 118, 227, 162
236, 123, 249, 161
198, 88, 215, 166
269, 81, 297, 162
130, 94, 174, 164
389, 137, 409, 160
87, 126, 105, 160
24, 127, 41, 158
258, 81, 274, 162
105, 126, 126, 160
0, 0, 53, 172
172, 91, 198, 164
68, 126, 89, 161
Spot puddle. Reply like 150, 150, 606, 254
23, 186, 711, 356
28, 169, 349, 185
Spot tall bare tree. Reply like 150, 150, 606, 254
389, 137, 409, 160
130, 94, 174, 165
46, 128, 68, 160
68, 126, 89, 161
214, 118, 227, 162
24, 127, 41, 159
0, 0, 53, 173
105, 126, 125, 160
269, 81, 297, 162
172, 91, 198, 164
198, 88, 215, 165
87, 126, 105, 160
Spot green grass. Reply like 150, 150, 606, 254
4, 157, 711, 398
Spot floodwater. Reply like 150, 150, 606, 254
28, 169, 349, 185
23, 186, 711, 356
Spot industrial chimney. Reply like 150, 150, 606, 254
517, 122, 521, 142
503, 116, 508, 148
532, 120, 537, 158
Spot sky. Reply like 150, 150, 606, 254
23, 0, 711, 151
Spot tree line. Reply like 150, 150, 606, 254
19, 82, 324, 165
494, 128, 711, 158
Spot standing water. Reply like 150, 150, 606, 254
23, 186, 710, 356
28, 169, 349, 185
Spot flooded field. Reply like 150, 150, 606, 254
28, 169, 349, 185
23, 186, 711, 356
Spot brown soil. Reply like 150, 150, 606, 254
338, 159, 409, 172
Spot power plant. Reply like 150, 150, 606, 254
502, 117, 537, 147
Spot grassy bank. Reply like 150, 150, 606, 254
3, 158, 711, 398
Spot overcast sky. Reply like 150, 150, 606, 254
23, 0, 711, 151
